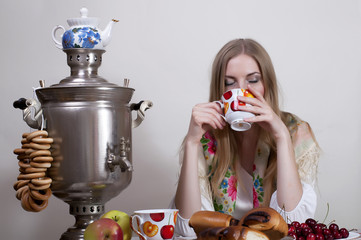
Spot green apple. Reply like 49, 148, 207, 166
101, 210, 131, 240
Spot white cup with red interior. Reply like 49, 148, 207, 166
130, 209, 179, 240
216, 88, 255, 131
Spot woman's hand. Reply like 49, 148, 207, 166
186, 102, 226, 143
176, 102, 225, 218
238, 85, 303, 211
236, 85, 288, 140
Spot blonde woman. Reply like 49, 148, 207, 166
171, 39, 320, 237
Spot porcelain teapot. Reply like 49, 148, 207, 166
52, 7, 118, 49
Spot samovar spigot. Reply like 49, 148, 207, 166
107, 137, 133, 172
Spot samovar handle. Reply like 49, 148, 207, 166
13, 98, 43, 129
130, 100, 153, 128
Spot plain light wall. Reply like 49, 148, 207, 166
1, 0, 361, 239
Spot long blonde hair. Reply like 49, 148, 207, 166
208, 39, 283, 206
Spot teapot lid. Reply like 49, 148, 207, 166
67, 7, 99, 27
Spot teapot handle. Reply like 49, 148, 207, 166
52, 25, 65, 49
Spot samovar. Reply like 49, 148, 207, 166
13, 8, 152, 240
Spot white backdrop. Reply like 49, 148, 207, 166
1, 1, 361, 239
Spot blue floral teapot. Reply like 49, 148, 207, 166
52, 7, 118, 49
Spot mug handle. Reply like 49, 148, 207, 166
214, 100, 223, 108
130, 214, 147, 240
214, 101, 226, 121
52, 25, 65, 49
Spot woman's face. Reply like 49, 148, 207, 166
224, 54, 265, 96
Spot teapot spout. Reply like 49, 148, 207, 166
101, 19, 118, 47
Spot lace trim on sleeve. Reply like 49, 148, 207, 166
285, 112, 321, 186
296, 143, 320, 186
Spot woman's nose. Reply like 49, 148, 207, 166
236, 81, 247, 89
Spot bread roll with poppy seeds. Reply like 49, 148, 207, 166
239, 207, 288, 240
197, 226, 269, 240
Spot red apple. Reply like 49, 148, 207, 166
84, 218, 123, 240
101, 210, 131, 240
161, 225, 175, 239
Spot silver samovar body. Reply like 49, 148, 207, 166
35, 48, 152, 239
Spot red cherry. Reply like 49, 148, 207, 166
223, 90, 233, 100
299, 236, 306, 240
288, 226, 296, 234
333, 232, 342, 239
160, 225, 174, 239
301, 223, 310, 229
303, 227, 313, 237
307, 233, 316, 240
329, 224, 339, 233
339, 228, 349, 238
288, 232, 297, 239
150, 213, 165, 222
324, 235, 334, 240
316, 233, 325, 240
319, 223, 327, 229
295, 227, 302, 236
292, 221, 301, 228
313, 224, 324, 235
306, 218, 317, 228
323, 229, 332, 236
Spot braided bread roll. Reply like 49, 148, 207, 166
239, 207, 288, 240
189, 211, 239, 236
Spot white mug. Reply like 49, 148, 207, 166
216, 88, 255, 131
130, 209, 179, 240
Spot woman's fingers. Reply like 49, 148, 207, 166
192, 102, 226, 130
233, 85, 276, 125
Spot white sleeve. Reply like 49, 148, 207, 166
169, 193, 213, 237
269, 181, 317, 223
169, 145, 214, 237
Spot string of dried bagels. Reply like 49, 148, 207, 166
13, 130, 53, 212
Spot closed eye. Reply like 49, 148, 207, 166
246, 73, 262, 84
225, 77, 236, 86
